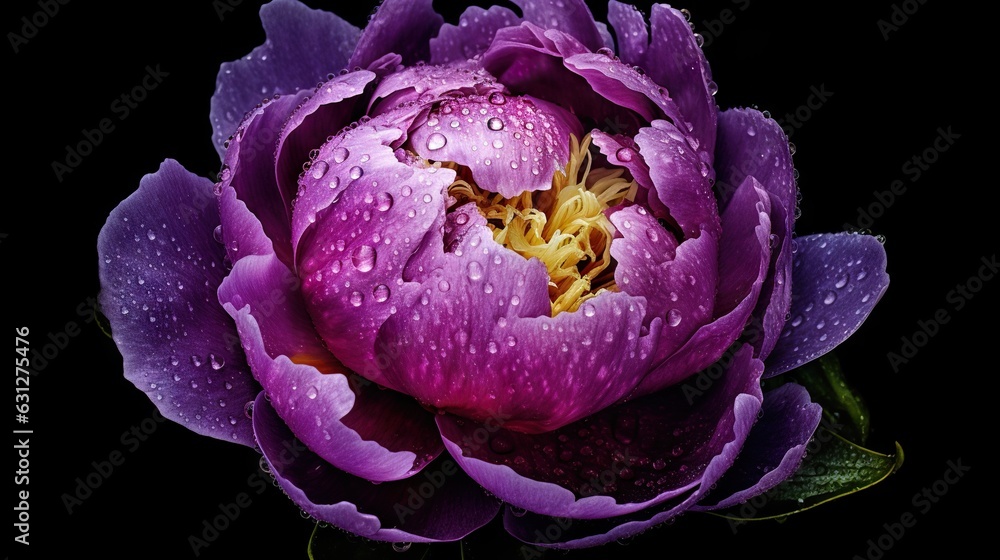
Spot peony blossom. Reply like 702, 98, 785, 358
98, 0, 890, 547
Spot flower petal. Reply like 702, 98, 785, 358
430, 5, 521, 65
408, 93, 583, 197
98, 159, 258, 446
639, 5, 718, 159
252, 393, 501, 542
635, 120, 720, 240
634, 176, 771, 395
509, 0, 605, 52
294, 120, 457, 387
348, 0, 444, 70
765, 233, 889, 376
437, 343, 763, 522
274, 71, 377, 234
210, 0, 360, 156
368, 61, 501, 118
218, 92, 311, 267
376, 213, 659, 433
693, 383, 822, 510
607, 1, 648, 63
219, 252, 443, 481
715, 108, 797, 358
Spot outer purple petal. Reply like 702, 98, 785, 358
715, 108, 797, 357
218, 92, 310, 267
607, 1, 648, 64
376, 212, 659, 433
294, 121, 457, 387
694, 383, 822, 510
274, 71, 377, 230
430, 5, 521, 65
210, 0, 360, 156
252, 394, 501, 542
409, 93, 583, 197
436, 344, 764, 521
765, 233, 890, 376
641, 5, 718, 159
348, 0, 444, 70
634, 177, 771, 395
219, 252, 442, 481
509, 0, 605, 52
98, 160, 258, 446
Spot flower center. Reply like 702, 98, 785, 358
446, 134, 636, 316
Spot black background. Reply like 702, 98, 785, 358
6, 0, 989, 558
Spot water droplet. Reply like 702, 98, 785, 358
244, 401, 254, 418
492, 139, 504, 149
146, 230, 156, 241
467, 261, 483, 280
487, 117, 504, 131
392, 542, 412, 552
791, 315, 803, 327
259, 456, 271, 474
667, 309, 682, 327
582, 303, 596, 317
210, 354, 225, 370
488, 92, 507, 105
615, 147, 634, 162
509, 505, 527, 517
823, 291, 837, 305
306, 386, 318, 399
333, 147, 349, 163
349, 291, 364, 307
707, 80, 719, 96
438, 280, 451, 292
349, 166, 363, 180
835, 274, 849, 289
351, 245, 376, 272
213, 225, 224, 244
191, 355, 203, 367
373, 284, 390, 302
376, 192, 394, 211
426, 132, 447, 151
310, 160, 329, 179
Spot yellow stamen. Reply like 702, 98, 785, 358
447, 134, 636, 316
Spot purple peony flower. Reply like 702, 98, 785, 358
98, 0, 890, 547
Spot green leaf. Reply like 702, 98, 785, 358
764, 353, 870, 443
711, 429, 903, 523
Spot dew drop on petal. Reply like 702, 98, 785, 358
351, 245, 376, 272
373, 284, 390, 302
333, 147, 349, 163
311, 160, 329, 179
487, 117, 504, 131
426, 132, 447, 150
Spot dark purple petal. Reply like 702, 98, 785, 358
376, 213, 659, 433
765, 233, 890, 376
634, 177, 771, 396
210, 0, 360, 156
607, 1, 648, 63
636, 120, 720, 240
98, 159, 258, 446
484, 24, 639, 131
641, 5, 718, 159
348, 0, 444, 69
430, 5, 521, 65
437, 343, 763, 521
714, 108, 797, 358
694, 383, 821, 510
294, 120, 457, 387
509, 0, 604, 52
219, 252, 442, 481
218, 186, 273, 262
252, 394, 501, 542
274, 71, 377, 231
218, 92, 310, 267
409, 93, 583, 197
